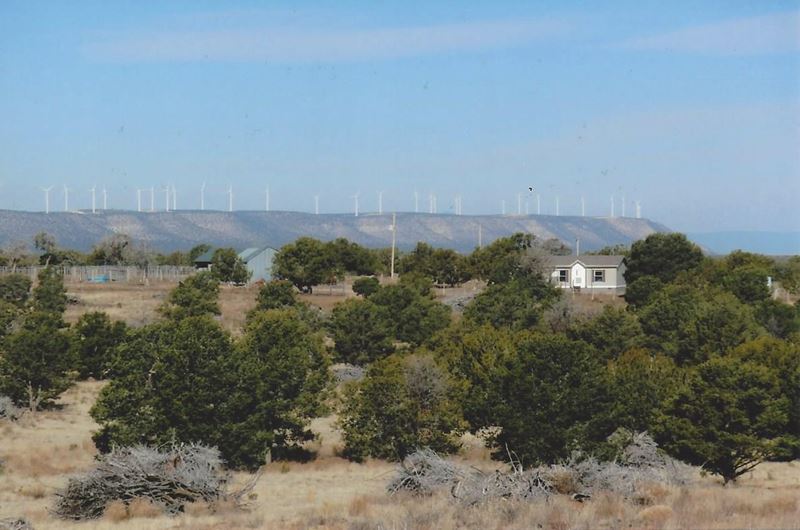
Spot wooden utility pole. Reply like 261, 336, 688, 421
389, 213, 397, 279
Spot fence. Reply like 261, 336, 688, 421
0, 265, 196, 284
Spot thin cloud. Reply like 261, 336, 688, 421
84, 19, 570, 63
621, 10, 800, 55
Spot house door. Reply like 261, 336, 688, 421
571, 263, 585, 288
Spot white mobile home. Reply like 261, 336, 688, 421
545, 255, 626, 294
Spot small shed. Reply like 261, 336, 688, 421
237, 247, 278, 284
193, 249, 215, 271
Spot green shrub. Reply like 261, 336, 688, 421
211, 248, 250, 285
0, 273, 32, 308
70, 312, 128, 379
479, 333, 609, 465
92, 310, 331, 471
32, 266, 67, 314
328, 298, 394, 365
160, 271, 220, 319
352, 277, 380, 298
654, 355, 790, 484
0, 311, 73, 410
340, 354, 466, 461
254, 279, 299, 310
220, 308, 331, 468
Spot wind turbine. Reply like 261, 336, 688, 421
353, 192, 359, 217
635, 201, 642, 219
136, 189, 142, 212
314, 194, 319, 215
102, 186, 107, 211
377, 190, 383, 215
149, 187, 155, 212
227, 184, 233, 212
163, 185, 170, 212
40, 186, 53, 214
501, 199, 506, 215
265, 186, 270, 212
63, 184, 70, 212
454, 194, 462, 215
555, 195, 560, 216
89, 185, 96, 214
172, 184, 177, 211
200, 182, 206, 211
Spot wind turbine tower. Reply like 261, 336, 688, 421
63, 185, 70, 212
200, 183, 206, 211
102, 187, 107, 211
265, 186, 270, 212
149, 187, 155, 212
163, 186, 170, 212
635, 201, 641, 219
353, 192, 359, 217
555, 195, 560, 216
501, 199, 506, 215
172, 185, 177, 211
378, 190, 383, 215
89, 186, 96, 214
227, 185, 233, 212
40, 186, 53, 214
136, 189, 142, 212
314, 194, 319, 215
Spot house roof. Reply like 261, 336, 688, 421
237, 248, 261, 262
237, 246, 277, 263
194, 246, 277, 265
545, 255, 625, 268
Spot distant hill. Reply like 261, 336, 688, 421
0, 209, 670, 253
688, 231, 800, 256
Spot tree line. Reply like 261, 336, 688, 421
1, 231, 798, 485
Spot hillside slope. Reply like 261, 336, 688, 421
0, 210, 669, 253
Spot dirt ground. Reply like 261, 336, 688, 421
1, 382, 799, 530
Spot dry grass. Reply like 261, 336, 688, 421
63, 282, 260, 334
1, 382, 798, 530
6, 282, 799, 529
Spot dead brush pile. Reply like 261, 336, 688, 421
54, 443, 258, 520
389, 432, 689, 506
0, 395, 24, 421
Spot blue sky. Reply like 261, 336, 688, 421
1, 1, 798, 232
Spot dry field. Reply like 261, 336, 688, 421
7, 279, 796, 528
1, 382, 799, 530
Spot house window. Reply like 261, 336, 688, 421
558, 270, 569, 282
593, 270, 605, 282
